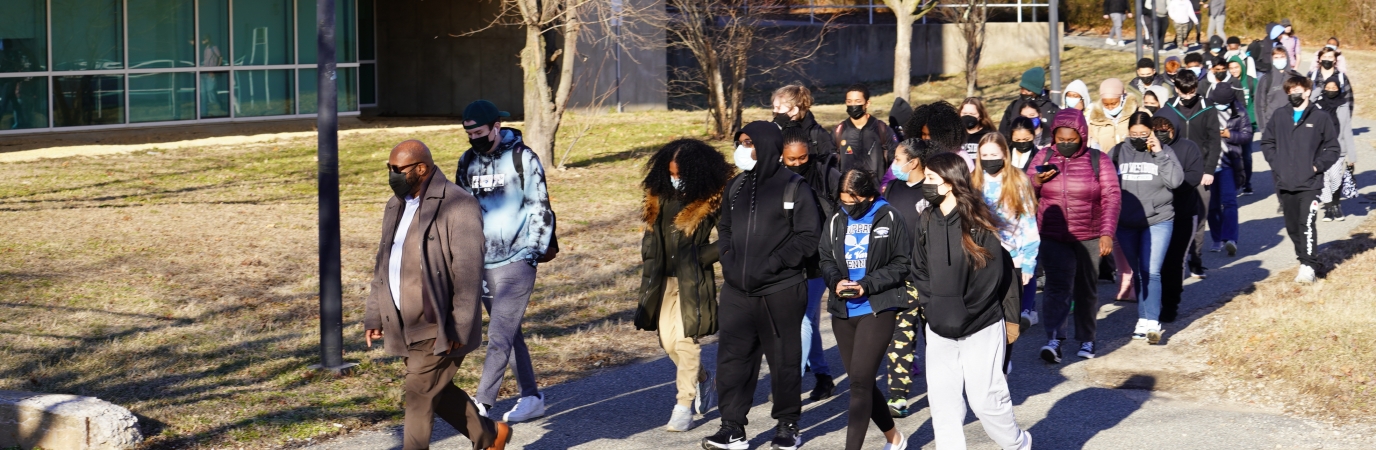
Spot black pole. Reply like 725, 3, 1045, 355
314, 0, 355, 375
1048, 0, 1061, 101
1135, 0, 1143, 61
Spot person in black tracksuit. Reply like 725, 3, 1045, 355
1154, 114, 1205, 323
781, 128, 841, 401
703, 121, 821, 450
819, 169, 912, 450
1158, 71, 1221, 277
834, 84, 898, 188
1258, 76, 1341, 283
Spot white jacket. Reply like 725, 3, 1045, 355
1168, 0, 1197, 23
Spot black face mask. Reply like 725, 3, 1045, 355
1154, 130, 1173, 144
961, 115, 980, 130
1213, 71, 1227, 81
774, 113, 798, 128
1138, 75, 1155, 86
846, 105, 866, 120
921, 183, 946, 205
1145, 105, 1161, 114
1009, 140, 1034, 153
469, 127, 496, 151
1056, 142, 1080, 157
1020, 92, 1035, 101
1320, 60, 1335, 70
785, 159, 813, 176
389, 168, 419, 199
1129, 137, 1149, 151
1323, 90, 1341, 99
1179, 94, 1201, 108
1288, 92, 1307, 108
843, 199, 873, 220
980, 159, 1005, 175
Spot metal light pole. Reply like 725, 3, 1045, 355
1048, 0, 1061, 100
312, 0, 357, 375
1135, 0, 1143, 61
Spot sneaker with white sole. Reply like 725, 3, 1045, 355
666, 404, 693, 432
1021, 309, 1039, 327
1106, 38, 1117, 45
474, 401, 491, 418
1146, 322, 1164, 345
1077, 341, 1096, 359
1225, 240, 1237, 256
883, 431, 909, 450
1132, 320, 1148, 340
503, 393, 546, 423
701, 423, 748, 450
1209, 242, 1223, 252
770, 421, 801, 450
1295, 264, 1317, 284
1039, 339, 1062, 364
695, 370, 718, 415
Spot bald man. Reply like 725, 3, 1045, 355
1086, 78, 1143, 151
364, 140, 512, 450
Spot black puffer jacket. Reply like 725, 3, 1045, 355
911, 206, 1019, 339
719, 121, 822, 296
818, 202, 913, 318
1259, 104, 1341, 192
1104, 0, 1129, 15
635, 191, 723, 338
998, 95, 1061, 137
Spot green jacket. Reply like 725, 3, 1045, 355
635, 191, 722, 338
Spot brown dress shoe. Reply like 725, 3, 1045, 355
489, 422, 512, 450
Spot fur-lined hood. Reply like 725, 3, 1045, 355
642, 189, 723, 236
1086, 94, 1142, 126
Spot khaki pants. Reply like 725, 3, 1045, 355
404, 339, 496, 450
659, 277, 705, 408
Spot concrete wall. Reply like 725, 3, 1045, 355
567, 0, 669, 112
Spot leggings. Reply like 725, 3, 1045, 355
886, 306, 923, 401
833, 310, 897, 450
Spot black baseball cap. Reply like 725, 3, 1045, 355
462, 100, 510, 129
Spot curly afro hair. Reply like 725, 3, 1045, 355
643, 138, 734, 205
921, 101, 965, 153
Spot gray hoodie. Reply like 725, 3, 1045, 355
1110, 140, 1185, 228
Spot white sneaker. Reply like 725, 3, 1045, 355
473, 399, 489, 418
503, 393, 547, 423
1118, 40, 1128, 46
1145, 321, 1164, 345
1295, 264, 1317, 284
1021, 310, 1039, 326
1106, 38, 1116, 46
1224, 240, 1237, 256
883, 431, 909, 450
666, 404, 693, 432
1132, 319, 1148, 340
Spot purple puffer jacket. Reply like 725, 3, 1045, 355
1026, 109, 1122, 243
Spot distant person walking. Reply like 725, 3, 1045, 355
457, 100, 556, 423
881, 138, 939, 419
772, 84, 837, 161
1260, 76, 1341, 284
635, 139, 732, 432
364, 140, 512, 450
1103, 0, 1132, 46
1204, 0, 1225, 39
1309, 49, 1357, 222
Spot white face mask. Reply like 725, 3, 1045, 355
733, 145, 757, 172
1273, 58, 1288, 70
1065, 97, 1082, 108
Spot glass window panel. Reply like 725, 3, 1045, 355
200, 71, 229, 118
233, 0, 293, 66
128, 0, 196, 68
298, 67, 357, 113
359, 63, 375, 105
199, 0, 230, 67
128, 72, 196, 122
232, 69, 292, 116
358, 0, 375, 61
0, 76, 48, 129
53, 75, 124, 126
0, 0, 48, 73
297, 0, 357, 65
51, 0, 124, 71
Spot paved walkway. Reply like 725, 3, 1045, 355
308, 45, 1376, 449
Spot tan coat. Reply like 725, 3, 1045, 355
1085, 94, 1142, 152
364, 169, 487, 358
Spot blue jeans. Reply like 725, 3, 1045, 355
801, 277, 830, 376
1208, 166, 1239, 243
1020, 274, 1037, 312
1116, 221, 1173, 322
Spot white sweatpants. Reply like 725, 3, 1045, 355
926, 322, 1031, 450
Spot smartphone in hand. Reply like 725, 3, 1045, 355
1035, 164, 1057, 174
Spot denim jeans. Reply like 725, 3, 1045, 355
801, 277, 831, 376
1208, 166, 1239, 243
1117, 220, 1173, 322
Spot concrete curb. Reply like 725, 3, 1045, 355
0, 390, 142, 450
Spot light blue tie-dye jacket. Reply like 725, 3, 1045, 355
456, 128, 554, 269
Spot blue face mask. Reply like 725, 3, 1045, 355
891, 160, 911, 182
1031, 117, 1041, 129
1188, 67, 1202, 77
670, 176, 684, 191
1105, 95, 1126, 116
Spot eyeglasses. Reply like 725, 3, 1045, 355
387, 162, 423, 174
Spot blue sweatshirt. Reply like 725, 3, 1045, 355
843, 199, 889, 316
456, 128, 555, 268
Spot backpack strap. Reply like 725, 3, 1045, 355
783, 176, 803, 222
511, 146, 527, 188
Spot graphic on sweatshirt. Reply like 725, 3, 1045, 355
1119, 161, 1163, 181
457, 129, 555, 268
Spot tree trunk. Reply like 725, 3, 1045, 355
893, 13, 913, 102
520, 24, 556, 164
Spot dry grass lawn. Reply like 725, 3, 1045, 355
0, 46, 1139, 449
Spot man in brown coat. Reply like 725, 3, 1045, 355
364, 140, 512, 450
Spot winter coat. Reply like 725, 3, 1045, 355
1254, 53, 1303, 136
719, 121, 822, 296
1160, 96, 1223, 173
819, 202, 913, 319
1104, 0, 1130, 15
636, 191, 723, 338
455, 128, 555, 269
1026, 109, 1123, 243
1108, 141, 1185, 228
1157, 112, 1207, 217
365, 170, 486, 358
1315, 94, 1358, 164
1086, 94, 1143, 151
1279, 35, 1300, 66
1308, 70, 1356, 115
910, 206, 1020, 340
1219, 100, 1254, 170
998, 95, 1061, 138
794, 155, 843, 278
1259, 104, 1341, 192
784, 111, 839, 160
832, 117, 898, 187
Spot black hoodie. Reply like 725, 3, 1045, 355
718, 121, 823, 296
1161, 94, 1222, 172
1258, 103, 1341, 192
1158, 113, 1207, 217
911, 206, 1019, 339
781, 111, 839, 163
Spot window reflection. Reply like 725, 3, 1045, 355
53, 75, 124, 127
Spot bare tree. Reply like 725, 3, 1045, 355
880, 0, 938, 103
937, 0, 990, 97
667, 0, 833, 139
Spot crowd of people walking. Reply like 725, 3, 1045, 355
359, 13, 1358, 450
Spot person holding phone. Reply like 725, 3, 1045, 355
1109, 113, 1184, 343
1027, 109, 1121, 362
818, 169, 913, 450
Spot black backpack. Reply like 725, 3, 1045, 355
458, 145, 560, 263
726, 174, 806, 222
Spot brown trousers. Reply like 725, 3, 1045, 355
404, 339, 496, 450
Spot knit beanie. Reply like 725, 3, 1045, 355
1020, 67, 1046, 93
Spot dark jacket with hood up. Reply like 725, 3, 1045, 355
998, 94, 1061, 137
1259, 103, 1341, 192
719, 121, 822, 296
819, 202, 913, 318
1157, 113, 1207, 217
911, 206, 1020, 339
790, 149, 842, 279
1026, 109, 1122, 243
635, 188, 723, 339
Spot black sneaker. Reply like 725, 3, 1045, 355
1240, 186, 1254, 196
770, 422, 801, 450
807, 374, 834, 401
701, 423, 748, 450
1039, 339, 1063, 364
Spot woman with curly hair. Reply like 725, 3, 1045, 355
634, 138, 733, 432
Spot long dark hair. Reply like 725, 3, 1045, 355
925, 152, 1001, 269
643, 138, 734, 204
840, 168, 880, 199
